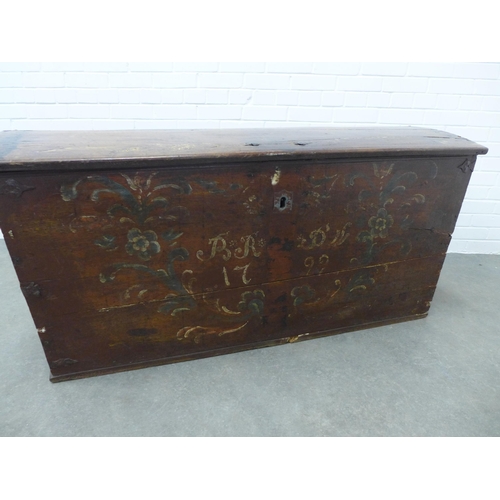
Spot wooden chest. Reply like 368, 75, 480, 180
0, 127, 488, 382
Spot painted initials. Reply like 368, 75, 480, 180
197, 232, 261, 262
297, 223, 351, 250
196, 232, 231, 262
234, 235, 261, 259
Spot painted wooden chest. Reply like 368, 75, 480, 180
0, 127, 488, 382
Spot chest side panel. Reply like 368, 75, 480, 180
0, 155, 474, 380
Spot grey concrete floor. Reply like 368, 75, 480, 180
0, 239, 499, 436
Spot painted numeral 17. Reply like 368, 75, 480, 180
222, 263, 251, 286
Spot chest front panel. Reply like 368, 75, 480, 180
0, 154, 473, 380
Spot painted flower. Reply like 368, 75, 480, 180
237, 289, 265, 316
126, 228, 161, 261
290, 285, 316, 307
368, 208, 394, 238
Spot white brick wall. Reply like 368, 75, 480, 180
0, 62, 499, 254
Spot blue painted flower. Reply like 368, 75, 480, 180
126, 228, 161, 261
237, 289, 265, 316
368, 208, 394, 238
290, 285, 316, 307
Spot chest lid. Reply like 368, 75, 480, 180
0, 126, 488, 173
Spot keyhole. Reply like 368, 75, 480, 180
275, 191, 292, 212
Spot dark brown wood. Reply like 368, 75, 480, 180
0, 127, 488, 172
0, 127, 488, 382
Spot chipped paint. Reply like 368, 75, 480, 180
37, 327, 46, 334
271, 167, 281, 186
288, 333, 311, 343
8, 229, 14, 239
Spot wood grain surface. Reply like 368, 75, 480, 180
0, 127, 488, 171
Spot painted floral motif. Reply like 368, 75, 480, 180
347, 270, 376, 293
289, 160, 435, 315
346, 161, 435, 265
367, 208, 394, 239
289, 279, 342, 317
94, 234, 117, 251
61, 173, 195, 315
61, 172, 267, 342
290, 285, 316, 307
61, 173, 192, 227
177, 289, 265, 343
237, 289, 265, 316
59, 160, 435, 344
125, 228, 161, 261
